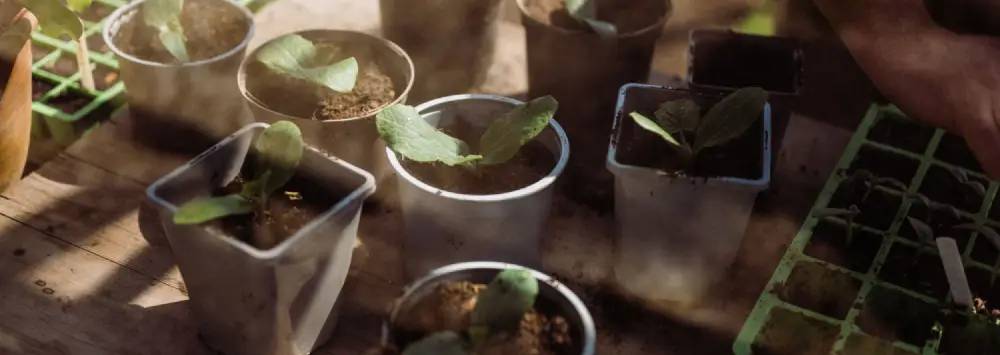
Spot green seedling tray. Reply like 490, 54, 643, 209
28, 0, 264, 148
735, 105, 1000, 355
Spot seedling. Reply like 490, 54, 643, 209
844, 169, 908, 201
906, 217, 1000, 290
143, 0, 188, 62
172, 121, 304, 225
256, 34, 359, 94
629, 87, 768, 169
814, 205, 861, 245
376, 95, 558, 168
564, 0, 616, 38
947, 167, 987, 197
402, 269, 540, 355
14, 0, 94, 90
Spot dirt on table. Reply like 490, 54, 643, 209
521, 0, 666, 34
390, 281, 574, 355
113, 0, 250, 63
207, 169, 343, 250
316, 64, 396, 120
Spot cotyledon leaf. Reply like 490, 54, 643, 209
23, 0, 84, 40
479, 95, 558, 166
376, 104, 482, 166
629, 112, 683, 149
67, 0, 92, 13
471, 269, 539, 331
249, 121, 304, 199
693, 87, 768, 152
655, 99, 701, 133
256, 34, 358, 93
172, 195, 253, 225
143, 0, 189, 62
564, 0, 617, 38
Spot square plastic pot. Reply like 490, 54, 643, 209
146, 123, 376, 355
385, 94, 570, 279
104, 0, 256, 154
607, 84, 772, 305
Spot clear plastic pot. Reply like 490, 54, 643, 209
607, 84, 772, 306
383, 261, 596, 355
146, 123, 376, 355
385, 94, 570, 278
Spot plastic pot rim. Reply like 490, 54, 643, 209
606, 83, 772, 190
237, 29, 415, 123
145, 122, 377, 261
384, 93, 570, 203
514, 0, 671, 39
103, 0, 256, 69
384, 261, 597, 355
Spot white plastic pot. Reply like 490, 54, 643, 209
607, 84, 772, 306
146, 123, 376, 355
385, 94, 570, 278
383, 261, 596, 355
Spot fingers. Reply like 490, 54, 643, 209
959, 102, 1000, 179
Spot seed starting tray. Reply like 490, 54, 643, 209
734, 105, 1000, 355
29, 0, 262, 147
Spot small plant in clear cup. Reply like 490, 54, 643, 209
376, 95, 558, 169
628, 87, 768, 170
172, 120, 303, 227
17, 0, 94, 90
142, 0, 189, 62
401, 269, 540, 355
564, 0, 615, 37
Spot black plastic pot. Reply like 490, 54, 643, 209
104, 0, 255, 154
687, 29, 803, 167
517, 0, 670, 205
380, 0, 503, 103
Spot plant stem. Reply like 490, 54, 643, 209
76, 36, 95, 91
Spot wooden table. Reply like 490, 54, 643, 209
0, 3, 867, 354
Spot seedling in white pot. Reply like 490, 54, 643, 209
608, 84, 771, 306
378, 94, 569, 277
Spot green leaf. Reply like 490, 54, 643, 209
401, 331, 468, 355
479, 96, 558, 166
256, 34, 358, 93
693, 87, 768, 152
246, 121, 304, 199
655, 99, 701, 133
564, 0, 617, 38
630, 112, 683, 149
376, 104, 483, 166
143, 0, 189, 62
471, 269, 538, 332
907, 217, 935, 245
67, 0, 92, 13
173, 195, 253, 225
23, 0, 84, 39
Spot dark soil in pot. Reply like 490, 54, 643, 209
803, 220, 883, 273
243, 43, 397, 121
855, 285, 941, 346
867, 113, 934, 154
401, 118, 557, 195
206, 163, 348, 250
775, 262, 861, 319
846, 145, 920, 186
935, 133, 983, 172
112, 0, 250, 63
877, 242, 949, 300
918, 164, 988, 213
827, 182, 902, 231
751, 307, 839, 355
899, 204, 974, 250
391, 280, 576, 355
938, 313, 1000, 355
520, 0, 665, 34
615, 118, 764, 180
842, 333, 919, 355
